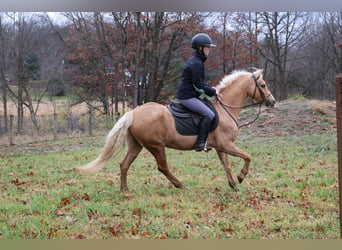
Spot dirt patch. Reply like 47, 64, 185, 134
238, 99, 336, 138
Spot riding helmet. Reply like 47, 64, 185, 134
191, 33, 216, 49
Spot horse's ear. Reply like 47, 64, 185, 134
255, 69, 264, 79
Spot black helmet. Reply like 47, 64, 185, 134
191, 33, 216, 49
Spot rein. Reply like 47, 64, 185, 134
216, 73, 269, 129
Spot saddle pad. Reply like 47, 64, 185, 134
168, 109, 199, 135
167, 98, 219, 136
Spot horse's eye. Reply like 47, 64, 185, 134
260, 84, 266, 88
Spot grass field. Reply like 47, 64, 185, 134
0, 130, 338, 239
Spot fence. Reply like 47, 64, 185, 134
0, 111, 116, 146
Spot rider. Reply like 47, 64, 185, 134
176, 33, 219, 151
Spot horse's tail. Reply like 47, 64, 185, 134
77, 110, 134, 174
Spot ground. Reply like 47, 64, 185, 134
0, 99, 338, 239
238, 99, 336, 138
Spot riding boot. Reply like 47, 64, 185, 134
194, 117, 212, 152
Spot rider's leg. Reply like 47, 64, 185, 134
179, 98, 215, 151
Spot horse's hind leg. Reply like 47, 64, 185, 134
120, 133, 142, 192
147, 146, 184, 189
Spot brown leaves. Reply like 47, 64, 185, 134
60, 197, 71, 206
66, 179, 76, 186
221, 225, 234, 238
132, 208, 142, 216
105, 207, 148, 238
75, 234, 86, 239
108, 222, 124, 237
59, 192, 91, 207
11, 178, 26, 186
106, 207, 152, 239
82, 193, 90, 201
87, 209, 101, 220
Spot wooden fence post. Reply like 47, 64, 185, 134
53, 112, 58, 139
335, 73, 342, 239
9, 115, 14, 146
88, 110, 93, 136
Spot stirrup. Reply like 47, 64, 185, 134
204, 140, 212, 152
194, 140, 212, 152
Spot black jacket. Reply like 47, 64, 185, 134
176, 50, 216, 100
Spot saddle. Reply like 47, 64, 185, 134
167, 98, 219, 136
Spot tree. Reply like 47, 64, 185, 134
111, 12, 133, 115
140, 12, 203, 103
206, 12, 260, 83
0, 13, 9, 134
9, 13, 45, 131
63, 12, 205, 113
294, 12, 342, 99
133, 12, 142, 108
258, 12, 310, 100
3, 13, 64, 132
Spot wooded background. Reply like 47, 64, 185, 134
0, 12, 341, 135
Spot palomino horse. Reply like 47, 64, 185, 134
77, 69, 275, 191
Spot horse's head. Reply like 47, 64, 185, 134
248, 69, 276, 108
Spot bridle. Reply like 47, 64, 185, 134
216, 73, 271, 129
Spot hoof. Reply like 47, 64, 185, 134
229, 182, 238, 191
237, 173, 245, 183
178, 184, 188, 190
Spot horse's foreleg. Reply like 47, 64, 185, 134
216, 150, 238, 191
120, 134, 142, 192
224, 143, 251, 184
147, 146, 184, 189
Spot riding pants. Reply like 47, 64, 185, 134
179, 97, 215, 121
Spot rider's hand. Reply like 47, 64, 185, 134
213, 87, 220, 97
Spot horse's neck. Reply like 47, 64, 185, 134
217, 83, 248, 118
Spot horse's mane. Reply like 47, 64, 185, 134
216, 70, 251, 90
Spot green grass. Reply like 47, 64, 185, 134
0, 132, 338, 239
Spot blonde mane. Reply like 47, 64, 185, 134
216, 70, 251, 90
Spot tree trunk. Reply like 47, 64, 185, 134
23, 86, 40, 131
145, 12, 163, 103
114, 64, 119, 119
0, 15, 8, 133
133, 12, 142, 108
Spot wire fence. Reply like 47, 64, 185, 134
0, 112, 116, 146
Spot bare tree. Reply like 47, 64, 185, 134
133, 12, 141, 108
141, 12, 201, 102
321, 12, 342, 74
295, 12, 342, 99
7, 13, 39, 132
3, 13, 66, 132
0, 13, 8, 134
111, 12, 132, 115
258, 12, 310, 100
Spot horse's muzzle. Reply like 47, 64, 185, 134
265, 96, 276, 108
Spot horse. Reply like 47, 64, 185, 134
77, 69, 276, 191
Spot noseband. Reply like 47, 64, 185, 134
216, 73, 270, 129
